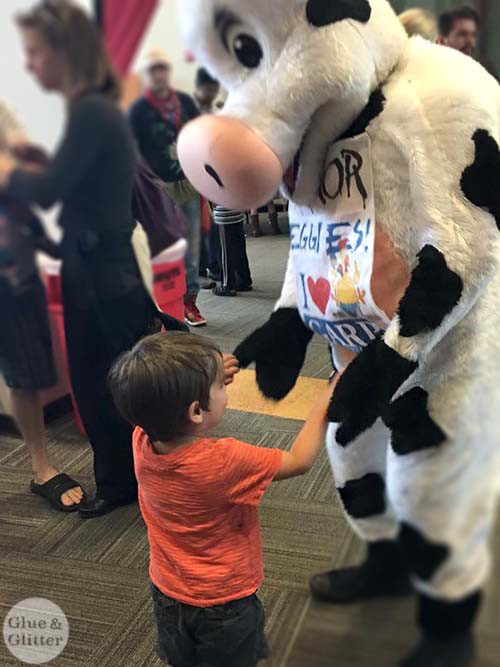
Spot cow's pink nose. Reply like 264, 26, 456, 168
177, 115, 283, 210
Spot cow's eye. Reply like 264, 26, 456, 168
231, 34, 263, 69
216, 9, 263, 70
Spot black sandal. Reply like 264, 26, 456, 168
30, 473, 86, 513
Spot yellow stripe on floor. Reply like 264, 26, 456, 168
226, 369, 328, 421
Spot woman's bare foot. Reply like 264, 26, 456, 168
35, 466, 84, 507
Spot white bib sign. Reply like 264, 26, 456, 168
290, 133, 389, 353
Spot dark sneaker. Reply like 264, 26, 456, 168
213, 286, 237, 297
310, 540, 412, 604
400, 634, 476, 667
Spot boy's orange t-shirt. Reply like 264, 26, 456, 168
132, 427, 283, 607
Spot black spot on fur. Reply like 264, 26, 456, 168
328, 337, 418, 446
418, 591, 482, 639
338, 473, 386, 518
398, 245, 463, 338
306, 0, 371, 27
340, 88, 386, 140
461, 129, 500, 230
383, 387, 446, 455
399, 523, 449, 582
234, 308, 313, 400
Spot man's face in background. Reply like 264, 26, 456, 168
443, 18, 478, 57
147, 64, 171, 95
196, 82, 220, 107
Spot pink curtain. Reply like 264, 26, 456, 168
103, 0, 159, 76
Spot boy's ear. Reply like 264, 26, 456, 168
188, 400, 203, 425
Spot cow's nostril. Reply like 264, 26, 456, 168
204, 164, 224, 188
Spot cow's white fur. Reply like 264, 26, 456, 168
178, 0, 500, 603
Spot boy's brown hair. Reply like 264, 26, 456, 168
109, 332, 223, 442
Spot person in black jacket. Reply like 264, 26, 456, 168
130, 49, 208, 327
0, 0, 184, 518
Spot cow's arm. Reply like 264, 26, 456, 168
234, 248, 313, 399
274, 251, 299, 309
329, 127, 500, 445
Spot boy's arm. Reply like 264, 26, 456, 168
274, 378, 338, 481
223, 378, 335, 504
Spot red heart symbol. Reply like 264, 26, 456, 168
307, 277, 331, 315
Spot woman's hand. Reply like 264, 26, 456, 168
223, 354, 240, 386
0, 153, 17, 188
10, 142, 49, 166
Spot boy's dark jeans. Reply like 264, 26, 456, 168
150, 583, 269, 667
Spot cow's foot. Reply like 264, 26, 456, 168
399, 633, 476, 667
309, 539, 412, 603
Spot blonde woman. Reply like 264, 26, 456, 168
0, 1, 180, 518
399, 8, 438, 41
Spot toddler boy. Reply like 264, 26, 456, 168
109, 332, 335, 667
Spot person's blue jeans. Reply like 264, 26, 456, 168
180, 198, 201, 296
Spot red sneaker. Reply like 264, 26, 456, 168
184, 295, 207, 327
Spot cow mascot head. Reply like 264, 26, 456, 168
177, 0, 408, 210
177, 2, 500, 667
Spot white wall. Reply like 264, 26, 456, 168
132, 0, 198, 96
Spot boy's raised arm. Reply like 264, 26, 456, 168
274, 378, 338, 481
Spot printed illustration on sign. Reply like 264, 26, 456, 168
329, 251, 366, 318
307, 276, 330, 315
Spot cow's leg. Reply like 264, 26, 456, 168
310, 419, 411, 603
384, 369, 500, 667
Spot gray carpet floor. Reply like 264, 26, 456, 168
1, 223, 499, 666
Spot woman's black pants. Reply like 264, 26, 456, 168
63, 282, 153, 503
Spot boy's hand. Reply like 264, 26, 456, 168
223, 354, 240, 385
314, 375, 341, 421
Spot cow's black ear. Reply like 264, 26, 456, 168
306, 0, 371, 28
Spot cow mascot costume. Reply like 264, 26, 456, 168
176, 1, 500, 665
